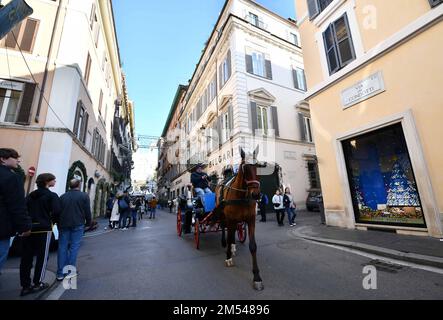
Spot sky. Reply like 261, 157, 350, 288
113, 1, 296, 182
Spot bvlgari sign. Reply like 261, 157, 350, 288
341, 71, 385, 109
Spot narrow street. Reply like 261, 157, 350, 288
27, 210, 442, 300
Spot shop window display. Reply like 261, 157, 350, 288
342, 123, 425, 227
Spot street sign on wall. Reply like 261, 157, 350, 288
0, 0, 33, 40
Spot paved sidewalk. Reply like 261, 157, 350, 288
291, 210, 443, 268
0, 268, 56, 300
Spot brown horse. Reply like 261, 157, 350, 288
215, 146, 264, 291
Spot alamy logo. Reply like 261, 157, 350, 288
62, 266, 78, 290
362, 265, 377, 290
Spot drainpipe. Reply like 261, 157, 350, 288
34, 0, 64, 123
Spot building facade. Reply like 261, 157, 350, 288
295, 0, 443, 237
158, 0, 318, 209
0, 0, 134, 217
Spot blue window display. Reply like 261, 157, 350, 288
342, 124, 425, 227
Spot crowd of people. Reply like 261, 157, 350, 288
106, 193, 159, 230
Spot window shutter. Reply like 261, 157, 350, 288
81, 112, 89, 144
228, 105, 234, 137
429, 0, 443, 8
335, 14, 356, 67
5, 23, 22, 48
265, 59, 273, 80
293, 69, 299, 89
21, 19, 38, 52
217, 116, 223, 147
85, 53, 92, 86
91, 130, 97, 154
213, 74, 218, 96
250, 102, 258, 135
271, 106, 279, 137
245, 54, 253, 74
15, 83, 36, 125
323, 25, 340, 75
302, 69, 307, 91
73, 101, 81, 135
219, 63, 223, 90
211, 121, 217, 152
299, 113, 306, 141
307, 0, 320, 20
227, 49, 232, 79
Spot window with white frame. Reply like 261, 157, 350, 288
290, 32, 298, 46
246, 49, 272, 80
252, 52, 265, 77
0, 87, 21, 123
299, 113, 313, 143
293, 67, 307, 91
0, 80, 35, 125
256, 105, 269, 135
221, 112, 230, 143
219, 50, 231, 89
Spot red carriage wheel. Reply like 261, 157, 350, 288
177, 208, 182, 237
194, 219, 200, 250
237, 222, 247, 243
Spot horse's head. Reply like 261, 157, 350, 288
239, 146, 261, 200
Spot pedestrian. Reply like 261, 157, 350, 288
106, 193, 115, 228
149, 196, 158, 219
283, 187, 297, 227
130, 198, 137, 227
272, 189, 285, 227
20, 173, 61, 296
109, 196, 120, 229
139, 198, 145, 220
118, 192, 130, 229
56, 178, 92, 281
168, 200, 173, 213
258, 192, 268, 222
0, 148, 32, 274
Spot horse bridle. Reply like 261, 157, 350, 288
241, 163, 261, 191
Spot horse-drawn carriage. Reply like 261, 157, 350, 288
176, 190, 247, 250
175, 147, 264, 290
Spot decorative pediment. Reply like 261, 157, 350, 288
248, 88, 276, 103
206, 111, 216, 125
296, 100, 310, 116
219, 95, 233, 111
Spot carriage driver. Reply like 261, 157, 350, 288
191, 163, 213, 198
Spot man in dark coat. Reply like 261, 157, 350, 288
0, 148, 31, 274
56, 178, 92, 281
191, 164, 212, 197
19, 173, 61, 296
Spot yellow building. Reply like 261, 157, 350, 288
295, 0, 443, 237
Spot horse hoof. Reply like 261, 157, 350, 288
225, 259, 234, 267
253, 281, 264, 291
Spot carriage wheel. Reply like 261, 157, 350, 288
237, 222, 247, 243
177, 208, 182, 237
194, 220, 200, 250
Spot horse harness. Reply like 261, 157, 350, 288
216, 163, 260, 208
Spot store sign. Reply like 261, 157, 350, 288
208, 149, 233, 168
0, 79, 24, 91
341, 71, 385, 109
